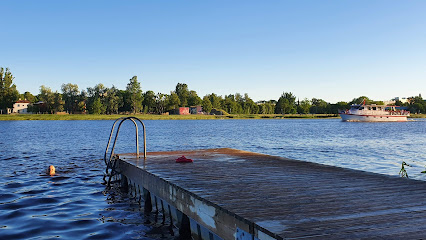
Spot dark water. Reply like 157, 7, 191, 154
1, 119, 425, 239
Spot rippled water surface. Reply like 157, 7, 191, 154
1, 119, 425, 239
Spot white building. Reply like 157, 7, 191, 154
393, 97, 409, 104
384, 97, 410, 106
11, 100, 31, 113
383, 100, 396, 105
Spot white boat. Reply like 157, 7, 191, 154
339, 104, 410, 122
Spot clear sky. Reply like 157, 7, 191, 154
2, 0, 425, 103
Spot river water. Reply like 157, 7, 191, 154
1, 119, 425, 239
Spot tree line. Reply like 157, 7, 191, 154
1, 67, 425, 115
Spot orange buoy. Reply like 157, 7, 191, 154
47, 165, 55, 175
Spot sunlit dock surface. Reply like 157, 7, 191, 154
117, 148, 426, 239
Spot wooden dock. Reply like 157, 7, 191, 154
116, 148, 426, 239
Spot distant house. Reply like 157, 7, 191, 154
170, 107, 190, 115
391, 97, 409, 104
189, 105, 203, 114
31, 101, 47, 113
11, 100, 31, 114
170, 106, 203, 115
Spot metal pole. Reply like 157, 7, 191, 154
104, 117, 125, 165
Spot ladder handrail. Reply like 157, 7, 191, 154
104, 117, 126, 165
105, 117, 146, 167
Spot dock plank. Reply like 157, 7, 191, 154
118, 148, 426, 239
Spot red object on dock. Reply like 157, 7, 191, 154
176, 155, 193, 163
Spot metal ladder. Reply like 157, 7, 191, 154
104, 117, 146, 186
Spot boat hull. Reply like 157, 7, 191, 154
339, 113, 408, 122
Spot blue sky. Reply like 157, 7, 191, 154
2, 0, 425, 103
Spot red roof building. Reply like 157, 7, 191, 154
11, 100, 31, 114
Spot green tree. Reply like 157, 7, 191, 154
87, 84, 107, 114
248, 94, 258, 114
77, 90, 87, 113
259, 101, 275, 114
77, 101, 86, 113
349, 96, 372, 105
408, 94, 425, 113
207, 93, 222, 109
187, 90, 202, 106
143, 90, 156, 113
240, 93, 258, 114
87, 84, 107, 99
411, 103, 424, 114
233, 93, 244, 113
202, 96, 213, 114
117, 89, 131, 113
21, 91, 36, 103
310, 98, 329, 114
0, 67, 20, 113
275, 98, 288, 114
297, 98, 311, 114
167, 92, 180, 110
329, 101, 349, 114
175, 83, 189, 107
61, 83, 79, 114
126, 76, 143, 113
155, 93, 167, 114
223, 94, 239, 114
259, 104, 267, 114
53, 92, 64, 113
104, 87, 120, 114
92, 98, 103, 114
275, 92, 296, 114
38, 85, 55, 113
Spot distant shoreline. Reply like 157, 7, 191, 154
0, 113, 424, 121
0, 113, 340, 121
